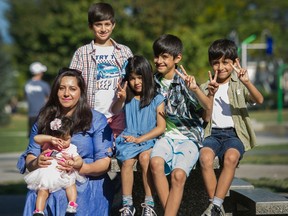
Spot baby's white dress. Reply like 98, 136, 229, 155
24, 143, 86, 192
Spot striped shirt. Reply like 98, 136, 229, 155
70, 39, 133, 116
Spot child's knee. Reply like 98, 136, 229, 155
223, 150, 240, 166
199, 148, 215, 167
139, 151, 150, 165
122, 159, 136, 168
171, 169, 186, 186
150, 157, 164, 172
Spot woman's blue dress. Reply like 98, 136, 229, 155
115, 94, 165, 162
17, 109, 114, 216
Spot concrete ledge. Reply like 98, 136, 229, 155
228, 178, 254, 196
230, 188, 288, 215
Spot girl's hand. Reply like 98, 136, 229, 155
230, 59, 250, 83
57, 153, 74, 172
122, 135, 140, 144
116, 81, 128, 102
207, 70, 219, 96
175, 65, 198, 91
50, 136, 63, 150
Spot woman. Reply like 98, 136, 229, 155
17, 68, 114, 216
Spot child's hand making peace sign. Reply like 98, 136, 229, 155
207, 70, 219, 97
175, 65, 199, 92
116, 81, 128, 102
230, 59, 250, 84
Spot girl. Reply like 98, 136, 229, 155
112, 55, 166, 216
24, 116, 86, 215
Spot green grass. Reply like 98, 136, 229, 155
241, 155, 288, 164
243, 178, 288, 193
241, 144, 288, 164
249, 108, 288, 122
0, 114, 28, 153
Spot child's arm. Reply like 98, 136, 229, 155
231, 59, 264, 104
34, 134, 63, 150
175, 65, 212, 111
111, 82, 127, 114
66, 155, 83, 170
122, 102, 166, 144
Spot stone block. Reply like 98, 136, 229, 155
230, 188, 288, 215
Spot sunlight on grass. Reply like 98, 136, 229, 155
249, 109, 288, 122
243, 178, 288, 193
0, 114, 28, 153
241, 155, 288, 165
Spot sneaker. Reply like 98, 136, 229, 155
119, 205, 136, 216
201, 203, 213, 216
66, 201, 78, 213
211, 204, 225, 216
201, 204, 225, 216
141, 203, 157, 216
33, 209, 45, 216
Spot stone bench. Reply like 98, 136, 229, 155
110, 157, 226, 215
109, 158, 287, 216
229, 188, 288, 216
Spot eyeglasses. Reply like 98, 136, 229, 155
58, 67, 82, 75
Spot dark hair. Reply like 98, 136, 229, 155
88, 3, 115, 26
49, 116, 74, 138
124, 55, 157, 108
208, 39, 238, 65
153, 34, 183, 58
37, 68, 92, 134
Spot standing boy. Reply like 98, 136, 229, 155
69, 2, 133, 136
24, 62, 50, 137
199, 39, 263, 216
150, 34, 212, 216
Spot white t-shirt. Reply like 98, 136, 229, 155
94, 46, 122, 118
211, 82, 234, 128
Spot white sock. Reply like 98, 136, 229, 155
212, 196, 223, 207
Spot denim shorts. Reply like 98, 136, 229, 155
202, 127, 245, 161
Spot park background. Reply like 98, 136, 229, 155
0, 0, 287, 215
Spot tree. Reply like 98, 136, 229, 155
0, 37, 16, 125
6, 0, 288, 98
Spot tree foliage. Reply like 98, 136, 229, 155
5, 0, 288, 98
0, 37, 16, 124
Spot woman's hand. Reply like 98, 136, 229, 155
26, 149, 53, 172
36, 149, 54, 168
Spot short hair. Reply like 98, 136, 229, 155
153, 34, 183, 58
124, 55, 156, 108
88, 3, 115, 26
208, 39, 238, 65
